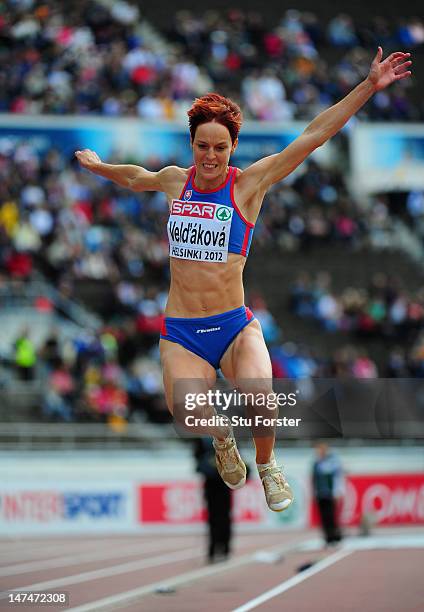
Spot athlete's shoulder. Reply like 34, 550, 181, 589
158, 165, 191, 196
159, 165, 190, 182
233, 163, 265, 196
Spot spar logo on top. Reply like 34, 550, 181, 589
0, 481, 135, 534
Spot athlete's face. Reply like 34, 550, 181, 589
192, 121, 237, 184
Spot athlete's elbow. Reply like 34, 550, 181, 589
126, 178, 139, 191
127, 174, 145, 191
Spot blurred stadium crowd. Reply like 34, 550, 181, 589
1, 0, 424, 425
1, 0, 422, 120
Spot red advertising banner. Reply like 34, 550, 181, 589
310, 473, 424, 527
139, 481, 265, 525
140, 482, 205, 524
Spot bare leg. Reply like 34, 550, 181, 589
220, 319, 275, 463
220, 319, 293, 511
160, 338, 246, 488
160, 338, 229, 439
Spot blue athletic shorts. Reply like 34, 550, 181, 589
160, 305, 255, 369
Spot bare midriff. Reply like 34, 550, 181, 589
166, 253, 246, 317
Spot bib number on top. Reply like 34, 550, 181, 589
167, 200, 233, 263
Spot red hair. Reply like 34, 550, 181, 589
188, 93, 243, 144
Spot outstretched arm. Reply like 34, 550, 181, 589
241, 48, 412, 193
74, 149, 185, 194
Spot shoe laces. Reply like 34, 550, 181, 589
261, 466, 286, 494
216, 438, 239, 470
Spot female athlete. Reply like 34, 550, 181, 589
76, 48, 411, 511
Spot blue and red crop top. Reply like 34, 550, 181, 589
167, 166, 254, 263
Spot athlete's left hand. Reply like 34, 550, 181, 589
367, 47, 412, 92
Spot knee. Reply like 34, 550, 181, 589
170, 380, 213, 412
236, 383, 275, 405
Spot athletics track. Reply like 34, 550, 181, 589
0, 527, 423, 611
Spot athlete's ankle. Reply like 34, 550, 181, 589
212, 414, 232, 442
213, 431, 231, 445
256, 452, 276, 469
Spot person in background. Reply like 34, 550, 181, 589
14, 327, 37, 381
39, 328, 61, 371
312, 442, 344, 546
194, 437, 232, 563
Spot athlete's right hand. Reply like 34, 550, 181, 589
75, 149, 102, 170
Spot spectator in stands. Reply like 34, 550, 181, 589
49, 361, 76, 401
327, 14, 358, 48
14, 327, 36, 381
42, 362, 75, 422
39, 328, 62, 371
408, 332, 424, 377
248, 292, 280, 344
351, 349, 378, 378
42, 387, 73, 422
386, 347, 409, 377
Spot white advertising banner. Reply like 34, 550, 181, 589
0, 481, 136, 535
